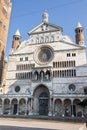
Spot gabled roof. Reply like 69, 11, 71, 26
28, 22, 63, 35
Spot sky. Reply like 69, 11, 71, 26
6, 0, 87, 56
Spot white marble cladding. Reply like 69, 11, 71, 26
4, 18, 87, 99
1, 17, 87, 118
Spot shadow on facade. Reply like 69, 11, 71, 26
0, 126, 60, 130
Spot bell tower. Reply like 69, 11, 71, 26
12, 30, 21, 50
75, 22, 84, 45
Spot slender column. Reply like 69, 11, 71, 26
25, 99, 27, 115
62, 100, 65, 117
82, 108, 84, 118
53, 98, 55, 116
1, 100, 4, 115
48, 98, 52, 116
71, 100, 74, 117
28, 100, 30, 115
8, 100, 11, 115
29, 98, 33, 115
17, 100, 19, 115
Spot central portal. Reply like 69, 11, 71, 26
39, 92, 48, 115
33, 84, 50, 116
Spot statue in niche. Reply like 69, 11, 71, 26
45, 73, 49, 80
34, 72, 38, 80
40, 71, 44, 81
45, 71, 50, 80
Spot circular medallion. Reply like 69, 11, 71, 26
68, 84, 76, 91
15, 86, 20, 93
34, 46, 54, 65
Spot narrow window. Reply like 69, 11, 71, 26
53, 62, 55, 68
20, 57, 23, 61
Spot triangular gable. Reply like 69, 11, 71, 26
28, 22, 63, 35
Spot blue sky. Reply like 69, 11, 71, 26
6, 0, 87, 56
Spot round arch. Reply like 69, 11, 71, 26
64, 99, 71, 117
54, 99, 62, 117
19, 98, 26, 115
33, 84, 50, 116
11, 98, 18, 115
33, 84, 50, 97
4, 98, 10, 115
73, 99, 81, 117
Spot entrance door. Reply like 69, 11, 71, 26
39, 92, 49, 115
13, 104, 17, 114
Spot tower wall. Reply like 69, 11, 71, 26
0, 0, 12, 84
75, 24, 84, 45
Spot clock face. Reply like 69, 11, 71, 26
34, 46, 54, 65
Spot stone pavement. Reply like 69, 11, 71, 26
0, 118, 86, 130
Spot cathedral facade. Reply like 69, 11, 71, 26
0, 12, 87, 118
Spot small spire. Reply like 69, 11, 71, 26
15, 29, 21, 37
42, 11, 49, 23
76, 22, 82, 28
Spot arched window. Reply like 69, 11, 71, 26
16, 73, 18, 79
67, 61, 69, 67
34, 71, 38, 80
58, 62, 59, 67
58, 71, 59, 77
53, 71, 55, 77
56, 62, 57, 68
62, 70, 64, 77
69, 61, 71, 67
74, 70, 76, 76
60, 62, 62, 67
73, 61, 75, 67
65, 70, 67, 77
60, 70, 62, 77
55, 71, 57, 77
84, 87, 87, 94
53, 62, 55, 68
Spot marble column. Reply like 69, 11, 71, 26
1, 100, 4, 115
62, 100, 65, 117
48, 98, 53, 116
71, 100, 74, 117
52, 98, 55, 116
16, 100, 19, 115
29, 98, 33, 115
8, 100, 11, 115
82, 108, 84, 118
25, 99, 27, 115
